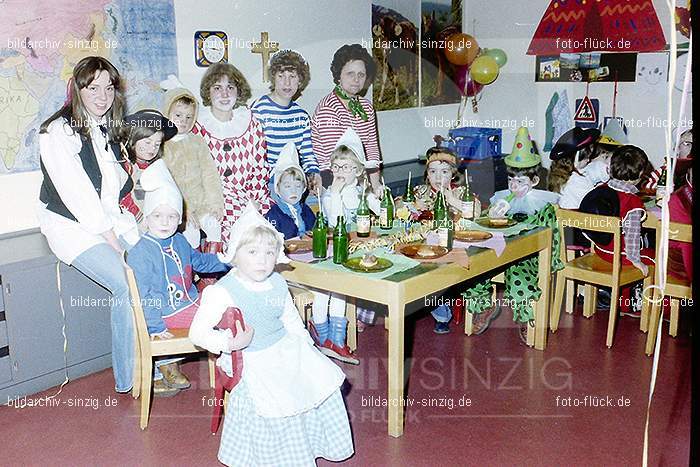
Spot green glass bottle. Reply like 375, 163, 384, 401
312, 211, 328, 258
380, 186, 395, 230
460, 174, 475, 220
356, 189, 371, 238
433, 190, 453, 250
403, 170, 415, 203
333, 216, 348, 264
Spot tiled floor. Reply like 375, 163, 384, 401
2, 304, 690, 466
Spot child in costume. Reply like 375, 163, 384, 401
410, 146, 481, 219
251, 50, 321, 193
193, 63, 271, 244
548, 127, 612, 209
127, 160, 229, 396
265, 142, 316, 240
161, 78, 225, 254
122, 110, 178, 231
188, 204, 353, 466
408, 146, 481, 334
643, 127, 693, 191
310, 128, 380, 363
466, 127, 563, 342
668, 166, 693, 281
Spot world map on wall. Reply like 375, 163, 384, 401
0, 0, 177, 174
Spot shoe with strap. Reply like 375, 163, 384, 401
319, 339, 360, 365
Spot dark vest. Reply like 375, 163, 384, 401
39, 126, 133, 222
577, 184, 620, 245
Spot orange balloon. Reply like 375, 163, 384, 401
444, 33, 479, 66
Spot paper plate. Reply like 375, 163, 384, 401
454, 230, 493, 242
399, 244, 449, 259
343, 256, 393, 273
475, 217, 517, 229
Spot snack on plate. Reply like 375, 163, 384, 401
359, 253, 378, 268
416, 245, 435, 257
489, 217, 509, 226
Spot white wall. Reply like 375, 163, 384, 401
0, 0, 690, 235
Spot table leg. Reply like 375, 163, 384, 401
534, 233, 552, 350
347, 298, 357, 352
387, 295, 405, 437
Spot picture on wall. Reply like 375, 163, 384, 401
371, 1, 420, 110
420, 0, 463, 106
535, 53, 637, 82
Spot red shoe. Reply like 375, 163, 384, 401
319, 339, 359, 365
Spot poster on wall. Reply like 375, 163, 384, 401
535, 53, 637, 82
0, 0, 178, 174
371, 1, 420, 110
420, 0, 463, 106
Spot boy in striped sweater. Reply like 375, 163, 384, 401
252, 50, 321, 195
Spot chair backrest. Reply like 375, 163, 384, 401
124, 266, 153, 359
555, 206, 623, 274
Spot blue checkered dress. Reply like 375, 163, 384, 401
218, 381, 353, 466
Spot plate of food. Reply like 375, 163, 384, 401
454, 230, 493, 242
284, 238, 312, 254
399, 244, 449, 260
343, 253, 393, 273
475, 217, 517, 228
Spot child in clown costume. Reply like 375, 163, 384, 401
192, 63, 271, 245
465, 127, 563, 342
188, 204, 353, 466
265, 142, 316, 240
126, 160, 229, 396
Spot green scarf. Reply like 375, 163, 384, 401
334, 85, 368, 121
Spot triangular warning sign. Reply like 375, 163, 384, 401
574, 96, 596, 123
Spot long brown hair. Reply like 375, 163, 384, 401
40, 56, 125, 142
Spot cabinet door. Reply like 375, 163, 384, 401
3, 263, 65, 382
59, 263, 112, 365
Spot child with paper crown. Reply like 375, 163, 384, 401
309, 128, 380, 363
264, 142, 316, 239
188, 204, 353, 466
465, 127, 563, 343
160, 76, 225, 253
126, 160, 229, 397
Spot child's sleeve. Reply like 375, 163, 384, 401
245, 118, 272, 214
621, 208, 645, 263
366, 191, 381, 215
188, 285, 234, 354
195, 139, 225, 214
280, 290, 314, 345
299, 114, 320, 174
126, 246, 169, 335
322, 190, 343, 226
190, 245, 229, 274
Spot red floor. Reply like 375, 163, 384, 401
2, 305, 690, 466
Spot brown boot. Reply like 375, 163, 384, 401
153, 378, 180, 397
160, 362, 191, 389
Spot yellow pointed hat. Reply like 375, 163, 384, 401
504, 127, 541, 168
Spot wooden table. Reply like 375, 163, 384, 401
281, 226, 553, 437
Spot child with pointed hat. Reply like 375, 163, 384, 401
309, 128, 380, 363
189, 203, 353, 466
264, 142, 316, 239
489, 126, 559, 217
126, 159, 229, 397
465, 127, 563, 343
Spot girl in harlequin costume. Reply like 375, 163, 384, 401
127, 160, 229, 396
192, 63, 272, 244
122, 110, 178, 232
188, 204, 353, 467
160, 77, 225, 254
264, 142, 316, 240
466, 127, 563, 343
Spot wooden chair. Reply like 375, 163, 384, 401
644, 221, 692, 355
126, 267, 214, 429
550, 207, 654, 347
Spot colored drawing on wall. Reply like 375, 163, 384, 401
536, 53, 637, 82
371, 2, 420, 111
0, 0, 177, 174
420, 0, 463, 106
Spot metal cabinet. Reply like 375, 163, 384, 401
0, 229, 112, 402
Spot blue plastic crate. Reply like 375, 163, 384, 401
446, 127, 502, 162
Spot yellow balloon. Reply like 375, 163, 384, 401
470, 55, 499, 85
